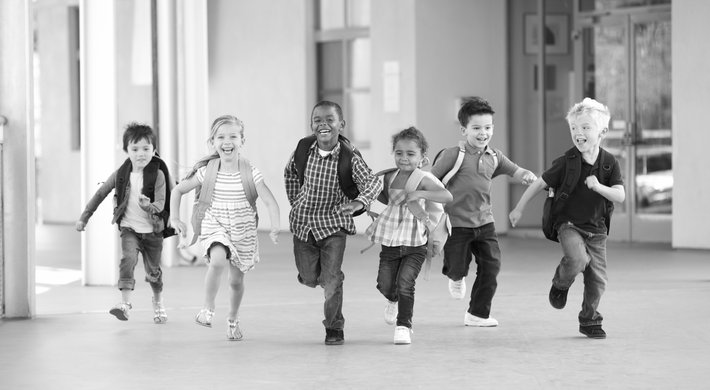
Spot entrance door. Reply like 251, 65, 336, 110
576, 10, 672, 242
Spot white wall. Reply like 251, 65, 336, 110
208, 0, 309, 232
671, 1, 710, 249
414, 0, 510, 231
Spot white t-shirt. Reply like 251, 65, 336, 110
120, 172, 154, 233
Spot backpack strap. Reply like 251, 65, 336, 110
373, 167, 398, 205
441, 141, 466, 186
238, 156, 258, 212
294, 135, 316, 187
557, 147, 582, 201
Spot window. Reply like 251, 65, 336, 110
315, 0, 371, 148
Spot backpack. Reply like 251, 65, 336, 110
293, 134, 366, 216
432, 141, 499, 183
542, 147, 616, 242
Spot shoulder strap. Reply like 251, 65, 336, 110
337, 134, 361, 200
196, 158, 220, 206
238, 156, 258, 212
557, 147, 582, 201
404, 168, 426, 193
115, 158, 132, 206
441, 141, 466, 186
294, 135, 316, 187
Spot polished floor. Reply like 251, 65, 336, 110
2, 224, 710, 389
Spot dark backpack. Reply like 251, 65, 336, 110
542, 147, 616, 242
293, 134, 365, 216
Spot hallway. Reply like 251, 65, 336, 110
2, 225, 709, 389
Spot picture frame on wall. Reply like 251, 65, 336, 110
524, 14, 569, 55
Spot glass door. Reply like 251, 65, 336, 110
576, 10, 672, 242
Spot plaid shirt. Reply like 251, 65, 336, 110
366, 188, 427, 247
284, 140, 382, 241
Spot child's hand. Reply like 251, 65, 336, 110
521, 171, 537, 185
75, 221, 86, 231
405, 191, 423, 202
585, 175, 600, 192
509, 209, 522, 227
269, 229, 279, 244
138, 194, 151, 207
171, 218, 187, 238
340, 201, 364, 216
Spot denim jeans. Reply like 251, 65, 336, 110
442, 223, 501, 318
118, 227, 164, 294
293, 230, 347, 330
554, 222, 608, 326
376, 244, 426, 328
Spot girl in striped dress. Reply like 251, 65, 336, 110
366, 127, 452, 344
170, 115, 280, 341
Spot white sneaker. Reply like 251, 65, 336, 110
464, 312, 498, 327
393, 326, 412, 344
448, 277, 466, 300
384, 301, 398, 325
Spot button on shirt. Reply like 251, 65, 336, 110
284, 141, 382, 241
431, 143, 518, 228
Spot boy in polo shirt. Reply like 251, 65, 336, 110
431, 97, 537, 327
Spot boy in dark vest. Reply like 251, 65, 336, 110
509, 98, 625, 339
76, 123, 175, 324
284, 100, 382, 345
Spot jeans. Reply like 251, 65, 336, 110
442, 223, 501, 318
376, 244, 427, 328
118, 227, 164, 294
293, 230, 347, 330
555, 222, 608, 326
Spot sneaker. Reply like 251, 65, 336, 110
464, 312, 498, 327
393, 326, 412, 345
579, 324, 607, 339
448, 277, 466, 300
195, 308, 215, 327
384, 301, 398, 325
324, 328, 344, 345
152, 298, 167, 324
549, 285, 569, 309
109, 302, 132, 321
227, 319, 243, 341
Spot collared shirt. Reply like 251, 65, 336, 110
284, 140, 382, 241
431, 143, 518, 228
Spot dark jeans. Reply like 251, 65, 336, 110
118, 227, 164, 294
442, 223, 501, 318
555, 222, 608, 326
376, 244, 426, 328
293, 230, 347, 330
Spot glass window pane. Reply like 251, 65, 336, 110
348, 91, 370, 147
579, 0, 670, 13
318, 0, 345, 30
317, 42, 343, 93
348, 38, 370, 89
347, 0, 370, 27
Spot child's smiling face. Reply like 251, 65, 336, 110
461, 114, 494, 149
126, 137, 155, 172
211, 123, 243, 161
393, 139, 425, 172
569, 113, 606, 153
311, 106, 344, 150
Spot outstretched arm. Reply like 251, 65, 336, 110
169, 175, 200, 238
256, 180, 281, 244
76, 172, 117, 231
512, 167, 538, 185
509, 176, 548, 227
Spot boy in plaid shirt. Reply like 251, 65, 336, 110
284, 101, 382, 345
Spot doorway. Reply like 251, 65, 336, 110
575, 7, 672, 242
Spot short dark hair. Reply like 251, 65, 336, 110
457, 96, 495, 127
122, 122, 156, 152
311, 100, 344, 121
391, 126, 429, 155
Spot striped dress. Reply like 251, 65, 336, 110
195, 165, 262, 272
366, 172, 428, 247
